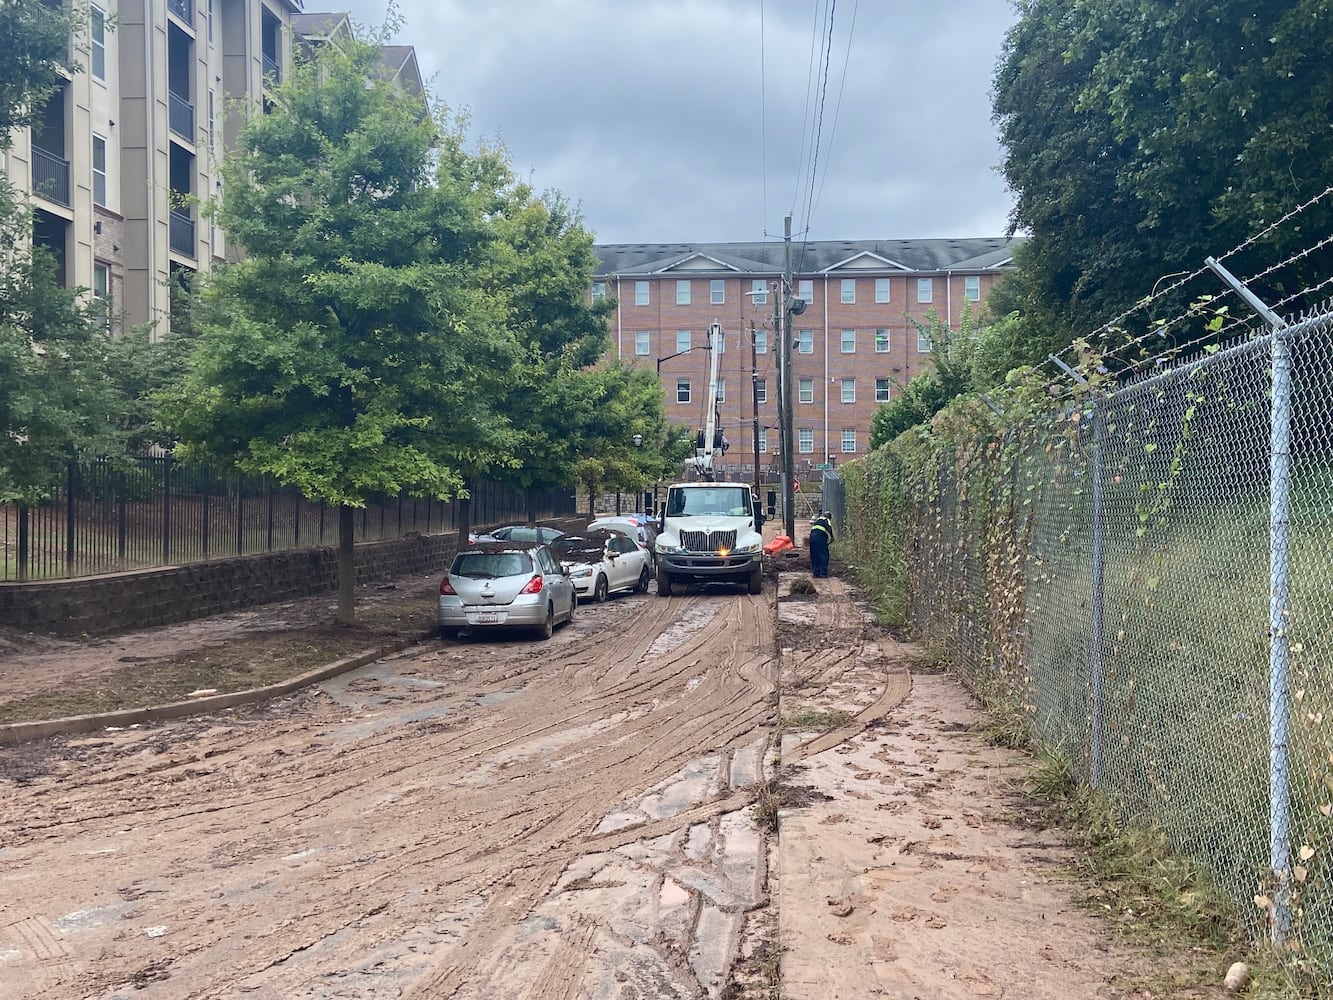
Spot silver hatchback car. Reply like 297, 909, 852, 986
438, 542, 576, 640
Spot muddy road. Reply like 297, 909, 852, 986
1, 589, 779, 999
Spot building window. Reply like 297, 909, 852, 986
965, 275, 981, 301
798, 279, 814, 304
755, 329, 768, 354
676, 330, 691, 353
798, 428, 814, 454
710, 279, 725, 304
634, 331, 650, 356
207, 0, 214, 41
841, 329, 856, 353
755, 378, 767, 404
635, 280, 649, 306
758, 428, 768, 453
752, 278, 767, 305
917, 277, 933, 304
591, 281, 606, 300
841, 378, 855, 403
875, 378, 891, 403
676, 379, 691, 403
93, 262, 110, 328
841, 429, 857, 453
676, 279, 691, 305
840, 278, 855, 304
875, 277, 889, 303
716, 379, 726, 403
917, 328, 933, 353
797, 329, 814, 354
92, 135, 107, 207
91, 6, 106, 80
798, 378, 814, 404
874, 328, 889, 353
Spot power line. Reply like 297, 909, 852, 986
810, 0, 858, 224
796, 0, 837, 276
759, 0, 767, 235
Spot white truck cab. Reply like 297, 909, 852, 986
655, 481, 765, 596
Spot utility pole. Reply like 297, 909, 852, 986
750, 321, 761, 493
781, 215, 797, 542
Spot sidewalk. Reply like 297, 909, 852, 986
771, 568, 1216, 999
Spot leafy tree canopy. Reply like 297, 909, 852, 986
993, 0, 1333, 365
0, 0, 76, 146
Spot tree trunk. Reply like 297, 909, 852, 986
587, 482, 596, 519
336, 504, 355, 626
457, 494, 472, 545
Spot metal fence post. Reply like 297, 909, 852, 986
1049, 354, 1107, 785
1207, 256, 1293, 942
65, 461, 76, 576
161, 457, 172, 565
1089, 398, 1107, 788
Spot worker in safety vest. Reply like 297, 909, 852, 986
809, 511, 834, 578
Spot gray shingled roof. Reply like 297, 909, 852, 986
594, 237, 1024, 277
290, 11, 348, 38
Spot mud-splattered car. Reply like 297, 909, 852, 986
550, 530, 652, 603
438, 542, 576, 639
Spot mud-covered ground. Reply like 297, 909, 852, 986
0, 566, 1228, 998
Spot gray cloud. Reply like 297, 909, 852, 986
335, 0, 1018, 243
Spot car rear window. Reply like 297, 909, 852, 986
451, 551, 532, 578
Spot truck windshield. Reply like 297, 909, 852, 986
665, 487, 752, 517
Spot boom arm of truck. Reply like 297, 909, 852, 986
686, 322, 724, 480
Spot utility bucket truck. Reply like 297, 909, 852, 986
655, 323, 764, 595
655, 482, 765, 596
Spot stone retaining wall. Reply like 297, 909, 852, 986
0, 533, 460, 638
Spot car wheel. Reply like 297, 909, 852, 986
564, 593, 576, 627
634, 566, 650, 594
594, 574, 609, 603
748, 566, 763, 595
535, 604, 554, 640
656, 568, 673, 597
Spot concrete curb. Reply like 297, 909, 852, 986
0, 628, 438, 746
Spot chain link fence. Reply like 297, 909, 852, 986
849, 300, 1333, 981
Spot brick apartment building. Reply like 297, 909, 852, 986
593, 238, 1021, 480
3, 2, 421, 337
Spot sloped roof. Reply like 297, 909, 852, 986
594, 237, 1024, 277
290, 11, 349, 40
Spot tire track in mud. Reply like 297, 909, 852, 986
0, 589, 777, 999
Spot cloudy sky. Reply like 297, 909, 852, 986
332, 0, 1020, 246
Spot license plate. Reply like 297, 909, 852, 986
472, 612, 501, 624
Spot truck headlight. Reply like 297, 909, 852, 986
656, 541, 682, 554
735, 542, 761, 553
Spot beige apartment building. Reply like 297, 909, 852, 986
4, 1, 421, 337
593, 238, 1021, 480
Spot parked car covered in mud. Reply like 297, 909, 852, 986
551, 529, 652, 602
438, 541, 576, 640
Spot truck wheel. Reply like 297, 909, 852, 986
656, 568, 673, 597
748, 566, 763, 594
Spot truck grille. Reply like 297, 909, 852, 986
680, 529, 738, 553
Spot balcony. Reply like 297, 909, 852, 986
167, 0, 192, 26
262, 52, 280, 85
169, 91, 195, 141
169, 209, 196, 257
31, 146, 71, 207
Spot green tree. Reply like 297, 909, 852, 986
0, 0, 77, 139
993, 0, 1333, 360
869, 305, 1004, 449
163, 36, 514, 624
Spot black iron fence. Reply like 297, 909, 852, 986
1, 456, 576, 582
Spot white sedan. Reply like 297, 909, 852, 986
551, 530, 652, 602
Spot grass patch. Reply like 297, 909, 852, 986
782, 707, 852, 732
1030, 749, 1317, 999
788, 576, 817, 595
